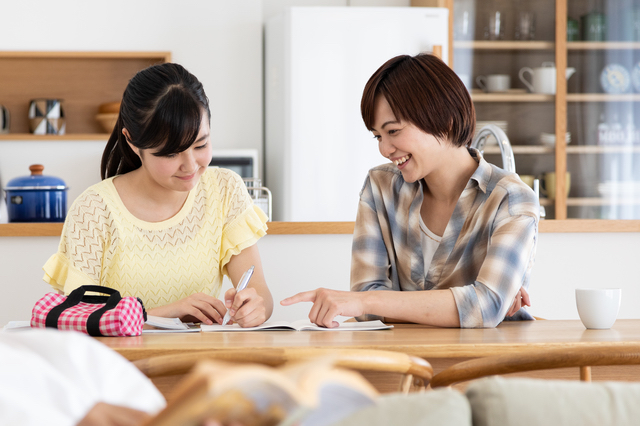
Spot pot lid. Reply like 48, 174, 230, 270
5, 164, 68, 190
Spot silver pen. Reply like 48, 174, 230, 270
221, 265, 254, 326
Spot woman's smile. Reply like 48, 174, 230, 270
176, 171, 197, 181
393, 154, 412, 168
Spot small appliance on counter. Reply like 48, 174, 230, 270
4, 164, 68, 222
209, 149, 259, 180
208, 149, 270, 220
243, 178, 272, 221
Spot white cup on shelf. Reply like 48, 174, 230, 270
476, 74, 510, 92
575, 288, 621, 329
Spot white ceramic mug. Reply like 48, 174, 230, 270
575, 288, 621, 329
519, 62, 577, 94
476, 74, 510, 92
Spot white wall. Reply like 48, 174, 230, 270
2, 232, 639, 327
0, 0, 264, 194
0, 1, 264, 155
0, 0, 412, 213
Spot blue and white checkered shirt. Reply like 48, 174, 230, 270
351, 149, 539, 328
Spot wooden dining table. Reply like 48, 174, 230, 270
98, 319, 640, 394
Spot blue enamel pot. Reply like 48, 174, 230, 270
4, 164, 68, 223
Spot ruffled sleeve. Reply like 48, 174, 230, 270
217, 170, 269, 275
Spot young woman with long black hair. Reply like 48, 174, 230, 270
44, 63, 273, 327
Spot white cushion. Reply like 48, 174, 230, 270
332, 388, 471, 426
466, 376, 640, 426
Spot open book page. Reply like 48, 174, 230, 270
144, 359, 377, 426
279, 360, 378, 426
2, 321, 31, 331
200, 320, 392, 332
143, 316, 200, 333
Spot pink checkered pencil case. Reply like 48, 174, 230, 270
31, 285, 146, 337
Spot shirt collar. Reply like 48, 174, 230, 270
467, 147, 492, 194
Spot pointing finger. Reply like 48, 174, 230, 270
280, 290, 318, 306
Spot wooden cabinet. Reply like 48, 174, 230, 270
413, 0, 640, 220
0, 51, 171, 139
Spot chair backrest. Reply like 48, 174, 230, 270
430, 343, 640, 388
133, 348, 433, 393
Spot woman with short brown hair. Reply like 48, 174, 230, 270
283, 53, 539, 329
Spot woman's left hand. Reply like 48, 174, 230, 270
506, 287, 531, 317
224, 287, 268, 328
280, 288, 366, 328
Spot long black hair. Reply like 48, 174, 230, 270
101, 63, 211, 179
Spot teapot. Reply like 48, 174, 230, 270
519, 62, 576, 94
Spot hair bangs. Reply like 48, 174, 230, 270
361, 55, 410, 131
139, 87, 203, 157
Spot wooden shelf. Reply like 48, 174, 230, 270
471, 93, 555, 102
568, 41, 640, 50
483, 146, 554, 155
567, 93, 640, 102
0, 134, 110, 141
454, 41, 555, 50
484, 145, 640, 155
0, 51, 171, 134
567, 198, 640, 207
566, 145, 640, 154
3, 221, 640, 235
473, 92, 640, 103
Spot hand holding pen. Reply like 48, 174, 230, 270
222, 265, 255, 326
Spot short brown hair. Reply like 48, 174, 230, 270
361, 53, 475, 147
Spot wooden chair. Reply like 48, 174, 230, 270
430, 343, 640, 388
134, 348, 433, 394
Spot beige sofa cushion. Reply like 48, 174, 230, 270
332, 388, 471, 426
466, 376, 640, 426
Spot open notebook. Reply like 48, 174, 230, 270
200, 320, 393, 332
144, 316, 392, 333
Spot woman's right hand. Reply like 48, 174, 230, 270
506, 287, 531, 317
148, 293, 228, 325
280, 288, 366, 328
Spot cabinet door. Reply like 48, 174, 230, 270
452, 0, 558, 218
567, 0, 640, 219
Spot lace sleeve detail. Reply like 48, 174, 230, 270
216, 169, 254, 226
43, 190, 114, 293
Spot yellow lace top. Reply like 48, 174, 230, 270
42, 168, 268, 309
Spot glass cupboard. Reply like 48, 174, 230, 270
415, 0, 640, 220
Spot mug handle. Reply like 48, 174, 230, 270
519, 67, 535, 93
536, 174, 547, 197
476, 75, 487, 92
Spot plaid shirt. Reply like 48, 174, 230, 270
351, 149, 539, 328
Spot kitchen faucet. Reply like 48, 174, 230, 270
470, 124, 545, 219
470, 124, 516, 174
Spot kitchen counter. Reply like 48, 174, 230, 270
1, 220, 640, 237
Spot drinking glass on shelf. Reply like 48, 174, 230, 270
455, 10, 473, 40
515, 11, 536, 40
485, 11, 505, 40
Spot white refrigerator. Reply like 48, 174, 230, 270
265, 7, 449, 222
